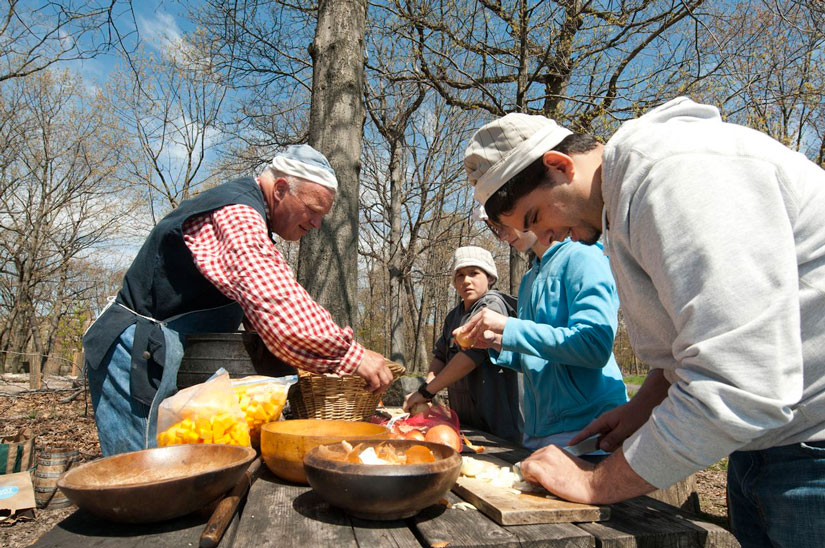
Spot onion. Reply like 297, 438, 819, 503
409, 402, 430, 416
425, 424, 461, 452
404, 429, 426, 441
455, 329, 473, 349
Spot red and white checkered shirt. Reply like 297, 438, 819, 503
182, 203, 363, 376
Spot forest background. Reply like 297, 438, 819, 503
1, 0, 823, 384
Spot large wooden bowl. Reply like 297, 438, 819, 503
57, 444, 256, 523
260, 419, 390, 484
303, 439, 461, 520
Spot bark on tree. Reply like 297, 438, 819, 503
508, 247, 528, 296
388, 148, 406, 364
298, 0, 367, 328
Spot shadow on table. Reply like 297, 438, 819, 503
291, 489, 447, 525
53, 508, 208, 538
577, 495, 737, 547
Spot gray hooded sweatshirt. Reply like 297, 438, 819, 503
601, 97, 825, 488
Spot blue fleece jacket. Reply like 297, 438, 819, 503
491, 240, 628, 438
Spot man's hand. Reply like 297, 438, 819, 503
520, 447, 655, 504
520, 445, 597, 503
567, 401, 648, 452
354, 349, 393, 394
568, 368, 670, 451
454, 308, 509, 349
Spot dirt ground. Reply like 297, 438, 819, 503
1, 382, 730, 547
1, 382, 102, 548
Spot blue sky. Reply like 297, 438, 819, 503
73, 1, 192, 85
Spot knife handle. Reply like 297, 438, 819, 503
200, 457, 262, 548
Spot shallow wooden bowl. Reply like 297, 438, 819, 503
57, 444, 256, 523
260, 419, 390, 484
303, 439, 461, 520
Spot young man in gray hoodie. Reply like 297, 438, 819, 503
460, 98, 825, 548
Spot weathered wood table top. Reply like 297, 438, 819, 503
31, 429, 740, 548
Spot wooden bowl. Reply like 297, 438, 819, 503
260, 419, 390, 484
56, 444, 256, 523
303, 439, 461, 520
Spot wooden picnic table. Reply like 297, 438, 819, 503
32, 429, 739, 547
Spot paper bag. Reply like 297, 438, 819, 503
0, 427, 35, 475
0, 472, 36, 524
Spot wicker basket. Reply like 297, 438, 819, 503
287, 361, 405, 421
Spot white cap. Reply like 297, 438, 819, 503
464, 113, 572, 205
270, 144, 338, 190
451, 246, 497, 282
471, 203, 488, 222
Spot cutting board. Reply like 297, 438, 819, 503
451, 453, 610, 525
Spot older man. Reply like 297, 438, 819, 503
461, 99, 825, 548
84, 144, 392, 456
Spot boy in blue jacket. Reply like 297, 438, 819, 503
462, 208, 627, 449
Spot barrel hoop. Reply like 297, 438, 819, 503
34, 470, 66, 478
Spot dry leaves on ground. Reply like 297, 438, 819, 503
1, 387, 101, 548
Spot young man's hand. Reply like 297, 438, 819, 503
568, 368, 670, 452
454, 308, 508, 349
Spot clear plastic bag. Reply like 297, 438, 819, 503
231, 374, 297, 447
157, 369, 250, 447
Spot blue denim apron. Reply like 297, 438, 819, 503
86, 302, 243, 456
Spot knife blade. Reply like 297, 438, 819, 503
562, 435, 601, 457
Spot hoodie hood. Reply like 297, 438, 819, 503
601, 97, 722, 220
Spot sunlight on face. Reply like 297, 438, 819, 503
497, 186, 601, 247
452, 266, 491, 307
271, 180, 335, 241
485, 220, 537, 253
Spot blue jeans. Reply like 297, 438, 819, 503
88, 324, 184, 456
728, 440, 825, 548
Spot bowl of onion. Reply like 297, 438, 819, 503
303, 439, 461, 520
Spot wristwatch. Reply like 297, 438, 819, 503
417, 383, 436, 400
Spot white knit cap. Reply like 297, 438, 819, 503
452, 246, 497, 282
270, 144, 338, 190
464, 113, 572, 205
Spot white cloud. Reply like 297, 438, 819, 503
137, 12, 188, 59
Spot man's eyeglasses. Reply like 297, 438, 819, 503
484, 220, 507, 240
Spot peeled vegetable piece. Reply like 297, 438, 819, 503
460, 456, 544, 493
233, 378, 292, 446
157, 412, 251, 447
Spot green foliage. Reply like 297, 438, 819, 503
623, 375, 647, 386
709, 458, 729, 472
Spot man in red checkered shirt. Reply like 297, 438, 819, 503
83, 144, 392, 455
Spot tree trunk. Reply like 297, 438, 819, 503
298, 0, 367, 328
388, 143, 406, 365
6, 313, 29, 374
508, 247, 528, 296
408, 275, 431, 374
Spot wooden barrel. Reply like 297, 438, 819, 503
177, 332, 296, 388
33, 447, 78, 509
